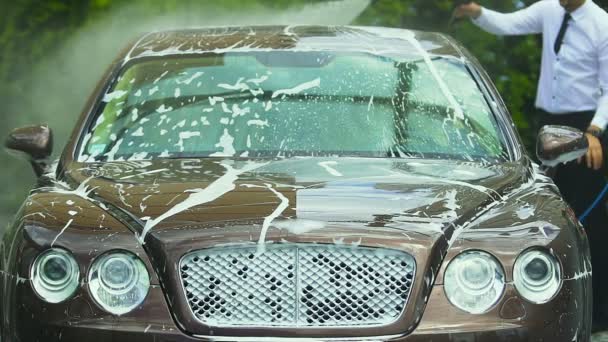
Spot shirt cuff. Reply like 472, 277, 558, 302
591, 115, 608, 131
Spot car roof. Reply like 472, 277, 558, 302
122, 26, 464, 64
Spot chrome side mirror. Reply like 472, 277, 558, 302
5, 125, 53, 177
536, 125, 588, 167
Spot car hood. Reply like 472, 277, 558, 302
61, 157, 527, 243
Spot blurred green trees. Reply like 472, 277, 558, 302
0, 0, 606, 224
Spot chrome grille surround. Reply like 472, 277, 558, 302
179, 244, 416, 327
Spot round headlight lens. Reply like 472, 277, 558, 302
31, 248, 79, 303
88, 251, 150, 315
444, 251, 505, 314
514, 249, 561, 304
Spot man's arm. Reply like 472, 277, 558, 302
590, 37, 608, 132
585, 36, 608, 170
454, 2, 546, 36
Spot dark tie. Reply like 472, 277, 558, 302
554, 12, 572, 54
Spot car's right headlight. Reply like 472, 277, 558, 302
513, 249, 561, 304
88, 251, 150, 315
444, 250, 505, 314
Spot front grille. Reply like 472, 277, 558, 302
179, 244, 416, 327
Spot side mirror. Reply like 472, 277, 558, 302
5, 125, 53, 177
536, 125, 588, 167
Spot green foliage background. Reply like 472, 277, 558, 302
0, 0, 605, 225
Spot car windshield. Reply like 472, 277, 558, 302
79, 51, 508, 162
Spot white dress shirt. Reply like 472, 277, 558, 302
472, 0, 608, 130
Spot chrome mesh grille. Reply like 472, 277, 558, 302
180, 245, 415, 327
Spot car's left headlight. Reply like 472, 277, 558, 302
513, 249, 561, 304
88, 251, 150, 315
444, 250, 505, 314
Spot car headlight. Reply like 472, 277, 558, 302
88, 251, 150, 315
444, 251, 505, 314
31, 248, 80, 303
513, 249, 561, 304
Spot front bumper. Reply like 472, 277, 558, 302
8, 280, 590, 342
16, 326, 529, 342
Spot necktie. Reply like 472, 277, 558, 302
554, 12, 572, 54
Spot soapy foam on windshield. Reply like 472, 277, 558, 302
271, 78, 321, 98
210, 129, 236, 157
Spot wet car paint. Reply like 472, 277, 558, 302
0, 26, 592, 341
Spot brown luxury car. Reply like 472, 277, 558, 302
1, 26, 593, 341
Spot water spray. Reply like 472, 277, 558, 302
9, 0, 371, 153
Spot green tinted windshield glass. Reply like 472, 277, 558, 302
80, 52, 508, 161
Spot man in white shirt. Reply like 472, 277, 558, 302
455, 0, 608, 330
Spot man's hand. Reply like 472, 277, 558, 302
453, 2, 482, 19
581, 126, 604, 170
